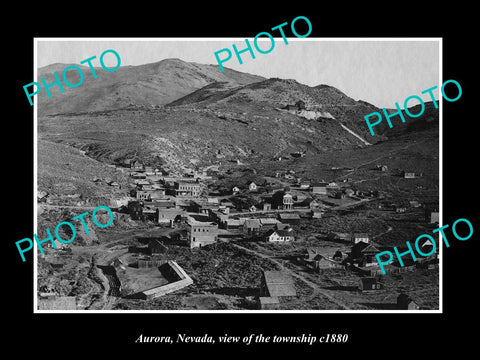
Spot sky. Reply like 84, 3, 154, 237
36, 38, 440, 108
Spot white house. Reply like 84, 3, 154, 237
352, 233, 370, 244
266, 230, 295, 243
248, 182, 257, 191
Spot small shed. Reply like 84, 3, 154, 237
430, 211, 439, 224
403, 171, 416, 179
311, 209, 323, 219
244, 219, 262, 235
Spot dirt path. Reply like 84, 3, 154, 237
38, 204, 98, 211
222, 240, 352, 310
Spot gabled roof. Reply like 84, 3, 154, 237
358, 243, 380, 255
263, 271, 297, 297
353, 233, 369, 238
352, 241, 370, 253
276, 223, 291, 231
276, 230, 294, 237
226, 219, 244, 226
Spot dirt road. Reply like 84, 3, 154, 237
221, 240, 352, 310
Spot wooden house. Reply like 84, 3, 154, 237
402, 171, 416, 179
128, 201, 144, 220
225, 218, 244, 231
395, 206, 407, 213
299, 182, 310, 189
311, 209, 323, 219
351, 242, 380, 267
352, 233, 370, 244
409, 200, 421, 208
326, 182, 340, 190
259, 218, 280, 230
375, 164, 388, 172
131, 160, 144, 172
397, 294, 420, 310
243, 219, 262, 235
262, 202, 272, 211
265, 229, 295, 243
136, 191, 151, 201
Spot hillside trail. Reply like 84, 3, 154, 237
336, 139, 428, 181
221, 239, 352, 310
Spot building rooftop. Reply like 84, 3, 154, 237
263, 271, 297, 297
278, 213, 301, 219
260, 218, 280, 225
244, 219, 262, 228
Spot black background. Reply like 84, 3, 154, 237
5, 5, 477, 355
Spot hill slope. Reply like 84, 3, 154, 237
168, 77, 384, 141
37, 59, 438, 173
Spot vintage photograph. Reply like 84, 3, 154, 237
34, 39, 440, 311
